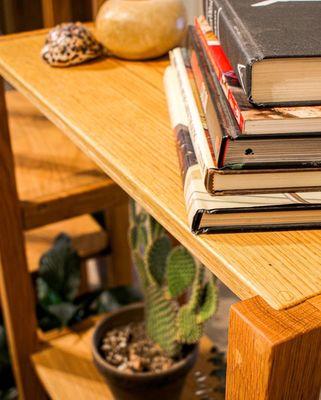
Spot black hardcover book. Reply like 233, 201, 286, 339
203, 0, 321, 106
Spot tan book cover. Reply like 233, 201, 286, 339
164, 65, 321, 233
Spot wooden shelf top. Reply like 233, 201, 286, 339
32, 317, 220, 400
1, 30, 321, 310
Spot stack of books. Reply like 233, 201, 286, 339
164, 0, 321, 233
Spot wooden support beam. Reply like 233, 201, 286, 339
41, 0, 73, 28
22, 180, 128, 231
91, 0, 105, 18
0, 0, 19, 33
0, 77, 45, 399
226, 295, 321, 400
104, 197, 133, 287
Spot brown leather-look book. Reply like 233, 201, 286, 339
204, 0, 321, 106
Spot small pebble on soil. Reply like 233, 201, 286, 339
100, 322, 177, 373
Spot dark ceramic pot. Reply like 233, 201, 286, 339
92, 303, 198, 400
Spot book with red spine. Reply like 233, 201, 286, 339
195, 16, 321, 136
186, 27, 321, 177
195, 16, 246, 132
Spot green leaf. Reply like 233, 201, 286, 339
129, 226, 138, 249
37, 234, 81, 302
197, 278, 218, 324
133, 252, 148, 289
36, 279, 62, 307
138, 225, 148, 247
188, 262, 205, 311
166, 247, 196, 298
147, 236, 172, 285
150, 218, 165, 240
91, 291, 120, 314
129, 198, 138, 223
136, 211, 147, 225
177, 305, 202, 344
48, 302, 79, 326
145, 285, 180, 357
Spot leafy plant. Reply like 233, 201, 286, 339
36, 234, 141, 330
36, 234, 83, 329
0, 233, 142, 398
129, 200, 218, 357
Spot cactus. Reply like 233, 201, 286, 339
129, 200, 218, 357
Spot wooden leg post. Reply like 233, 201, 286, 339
91, 0, 105, 18
41, 0, 73, 27
104, 196, 133, 287
226, 295, 321, 400
0, 78, 46, 399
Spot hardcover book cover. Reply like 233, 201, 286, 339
195, 16, 321, 135
187, 28, 321, 174
203, 0, 321, 106
164, 65, 321, 234
188, 28, 236, 167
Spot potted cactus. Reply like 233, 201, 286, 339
92, 201, 218, 400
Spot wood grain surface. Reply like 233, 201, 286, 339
91, 0, 106, 17
32, 316, 217, 400
41, 0, 73, 28
0, 78, 46, 399
226, 295, 321, 399
6, 90, 126, 230
1, 31, 321, 309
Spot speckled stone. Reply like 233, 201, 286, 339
41, 22, 103, 67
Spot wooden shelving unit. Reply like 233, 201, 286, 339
0, 30, 133, 399
1, 28, 321, 399
0, 30, 320, 310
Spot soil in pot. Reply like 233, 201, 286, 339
92, 303, 198, 400
100, 322, 180, 373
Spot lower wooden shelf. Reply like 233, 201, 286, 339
32, 317, 218, 400
7, 90, 127, 230
25, 214, 108, 273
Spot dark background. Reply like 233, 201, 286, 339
0, 0, 98, 34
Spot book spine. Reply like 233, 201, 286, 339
205, 0, 263, 103
163, 66, 202, 233
169, 48, 215, 185
188, 27, 240, 135
195, 17, 245, 133
163, 67, 195, 183
189, 37, 227, 168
